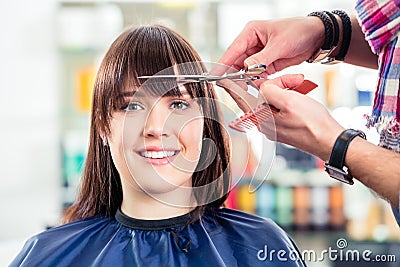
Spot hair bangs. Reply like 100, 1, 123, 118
129, 26, 210, 99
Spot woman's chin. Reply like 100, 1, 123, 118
131, 176, 191, 194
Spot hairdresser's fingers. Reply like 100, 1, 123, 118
246, 46, 313, 75
217, 37, 250, 71
254, 74, 304, 104
258, 82, 291, 111
244, 42, 279, 69
218, 74, 307, 112
262, 74, 305, 90
258, 121, 278, 141
217, 22, 267, 72
244, 73, 304, 90
264, 52, 312, 75
231, 46, 264, 71
211, 52, 252, 77
216, 79, 258, 113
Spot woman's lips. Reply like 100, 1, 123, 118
140, 150, 176, 158
137, 147, 179, 165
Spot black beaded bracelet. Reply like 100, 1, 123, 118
307, 11, 334, 50
332, 10, 352, 61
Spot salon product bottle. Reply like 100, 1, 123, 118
275, 185, 293, 230
293, 186, 311, 230
329, 185, 346, 230
310, 186, 329, 230
256, 183, 276, 220
237, 183, 256, 214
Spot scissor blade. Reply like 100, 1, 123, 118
137, 64, 267, 83
138, 75, 201, 80
138, 74, 227, 83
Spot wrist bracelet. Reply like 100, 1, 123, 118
307, 11, 334, 50
306, 11, 334, 63
323, 11, 339, 48
331, 10, 352, 61
320, 11, 340, 64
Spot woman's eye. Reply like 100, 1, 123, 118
170, 100, 189, 110
122, 102, 144, 111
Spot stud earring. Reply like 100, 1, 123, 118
102, 138, 109, 153
102, 138, 108, 147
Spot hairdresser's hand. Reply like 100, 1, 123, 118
259, 80, 344, 161
218, 17, 325, 75
217, 74, 305, 113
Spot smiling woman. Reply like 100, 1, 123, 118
62, 25, 231, 223
112, 83, 206, 210
10, 25, 306, 267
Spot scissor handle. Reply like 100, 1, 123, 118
244, 64, 267, 75
220, 64, 266, 83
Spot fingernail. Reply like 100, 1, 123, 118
244, 58, 256, 67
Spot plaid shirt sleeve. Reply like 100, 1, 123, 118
356, 0, 400, 53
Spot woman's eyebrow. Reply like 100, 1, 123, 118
121, 90, 138, 96
119, 87, 191, 98
119, 91, 143, 99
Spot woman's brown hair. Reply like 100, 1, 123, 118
63, 25, 231, 223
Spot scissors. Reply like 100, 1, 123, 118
138, 64, 267, 84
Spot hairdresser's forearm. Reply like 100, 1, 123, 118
345, 137, 400, 207
344, 16, 378, 69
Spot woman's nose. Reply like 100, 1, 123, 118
142, 107, 171, 138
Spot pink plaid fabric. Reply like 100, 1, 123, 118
356, 0, 400, 152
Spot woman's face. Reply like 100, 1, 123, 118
107, 85, 204, 196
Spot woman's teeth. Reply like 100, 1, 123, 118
140, 151, 176, 159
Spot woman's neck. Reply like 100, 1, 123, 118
120, 186, 196, 220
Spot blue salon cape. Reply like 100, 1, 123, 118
10, 208, 306, 266
393, 205, 400, 226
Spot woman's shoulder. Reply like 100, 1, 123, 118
34, 215, 114, 240
9, 216, 119, 267
203, 208, 297, 248
201, 208, 305, 266
205, 207, 287, 233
